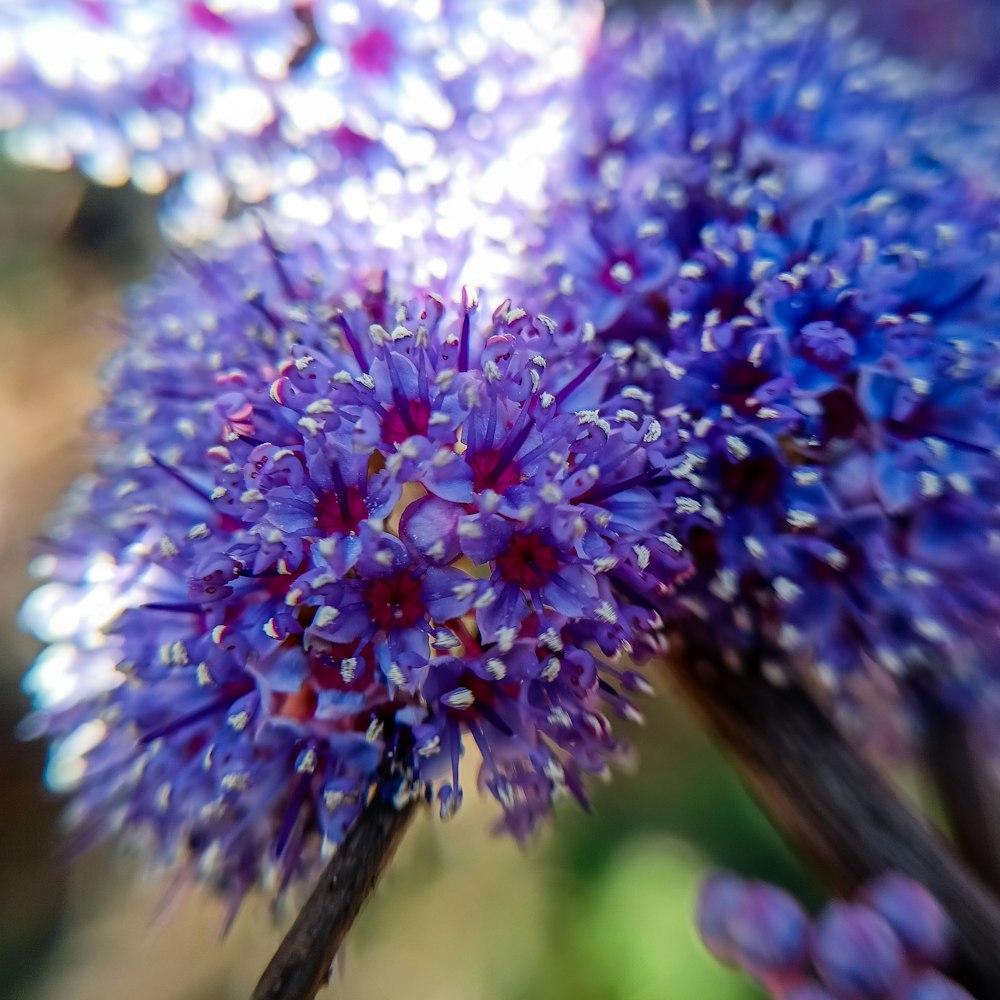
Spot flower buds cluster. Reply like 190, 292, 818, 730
698, 871, 970, 1000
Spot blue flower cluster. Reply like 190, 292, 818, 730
698, 871, 971, 1000
21, 228, 683, 899
512, 5, 1000, 725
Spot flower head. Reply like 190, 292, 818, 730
512, 5, 1000, 720
21, 223, 681, 900
697, 871, 966, 1000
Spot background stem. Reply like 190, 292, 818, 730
251, 794, 418, 1000
922, 699, 1000, 896
669, 638, 1000, 999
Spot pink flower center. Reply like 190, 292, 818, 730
382, 400, 431, 446
349, 27, 396, 76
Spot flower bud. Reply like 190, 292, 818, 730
862, 873, 952, 964
812, 903, 905, 999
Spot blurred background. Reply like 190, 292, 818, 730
1, 1, 995, 998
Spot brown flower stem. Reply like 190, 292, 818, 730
251, 794, 419, 1000
669, 639, 1000, 999
922, 699, 1000, 896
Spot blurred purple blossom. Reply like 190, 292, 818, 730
0, 0, 599, 240
511, 4, 1000, 732
697, 870, 969, 1000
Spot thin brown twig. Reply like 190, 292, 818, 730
668, 634, 1000, 999
251, 794, 419, 1000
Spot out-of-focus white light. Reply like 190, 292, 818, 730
204, 84, 274, 135
46, 720, 109, 792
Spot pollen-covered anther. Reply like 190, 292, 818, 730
594, 601, 618, 624
313, 606, 341, 628
786, 509, 818, 529
228, 711, 250, 732
443, 688, 475, 710
473, 588, 497, 609
296, 749, 318, 774
547, 707, 573, 728
725, 436, 751, 460
539, 627, 564, 653
541, 657, 561, 681
773, 578, 803, 604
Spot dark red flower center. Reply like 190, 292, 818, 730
719, 453, 784, 507
366, 573, 425, 631
382, 400, 431, 446
496, 532, 560, 589
316, 487, 368, 536
469, 450, 522, 493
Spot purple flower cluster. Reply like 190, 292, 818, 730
0, 0, 598, 240
512, 6, 1000, 720
20, 226, 686, 900
19, 0, 1000, 911
698, 871, 971, 1000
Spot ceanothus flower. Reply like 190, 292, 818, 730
0, 0, 599, 241
20, 222, 682, 903
698, 871, 971, 1000
511, 4, 1000, 725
